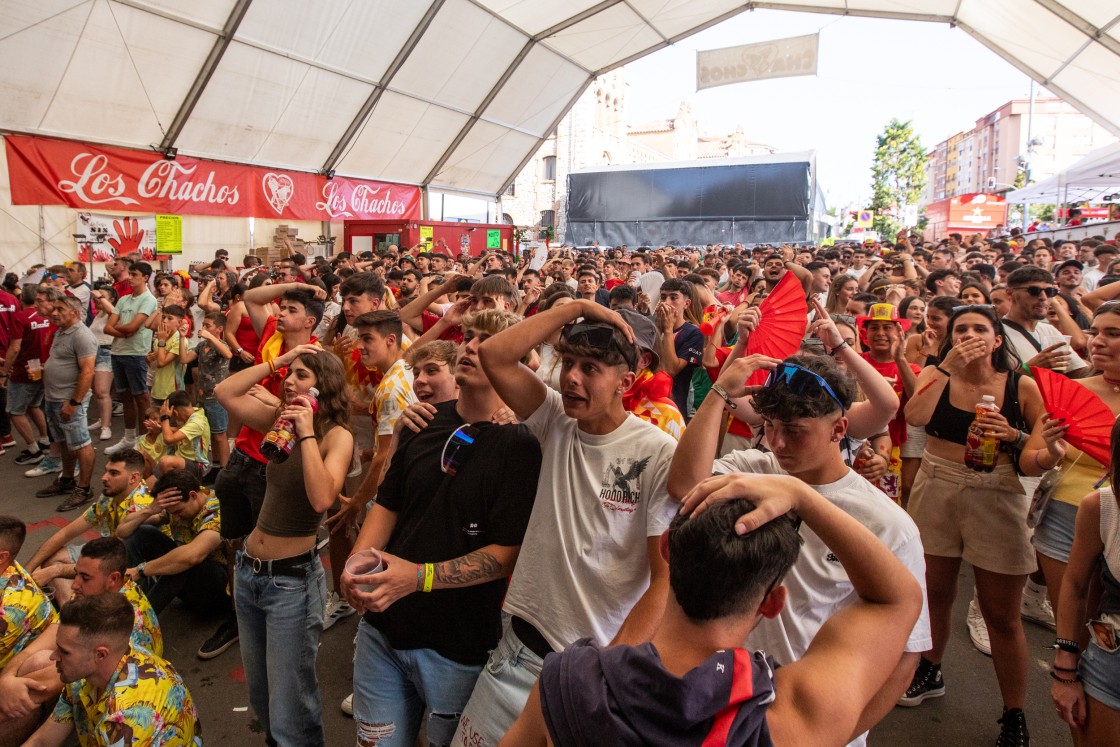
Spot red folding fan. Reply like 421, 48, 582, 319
1031, 366, 1115, 466
744, 272, 809, 386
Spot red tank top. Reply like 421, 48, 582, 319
234, 311, 259, 353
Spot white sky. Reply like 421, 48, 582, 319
623, 9, 1045, 210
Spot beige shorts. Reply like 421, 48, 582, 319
908, 451, 1037, 576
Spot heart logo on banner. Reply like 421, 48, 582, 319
262, 173, 295, 215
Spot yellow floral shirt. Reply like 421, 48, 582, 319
0, 562, 57, 669
160, 490, 224, 565
82, 483, 152, 537
370, 358, 417, 436
122, 579, 163, 658
52, 644, 201, 747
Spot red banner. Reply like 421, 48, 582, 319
5, 135, 421, 222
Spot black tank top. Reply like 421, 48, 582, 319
925, 372, 1024, 445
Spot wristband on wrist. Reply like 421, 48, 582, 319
160, 415, 171, 422
1049, 670, 1080, 684
710, 383, 738, 410
1055, 637, 1081, 654
415, 564, 424, 592
935, 365, 952, 377
298, 435, 316, 444
828, 340, 850, 356
422, 563, 434, 593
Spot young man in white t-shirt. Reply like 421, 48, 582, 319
667, 352, 931, 747
454, 299, 677, 746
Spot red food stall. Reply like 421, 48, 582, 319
923, 193, 1008, 240
344, 219, 515, 258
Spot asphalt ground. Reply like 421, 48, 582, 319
3, 429, 1072, 747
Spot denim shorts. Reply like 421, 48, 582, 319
454, 623, 545, 746
94, 346, 112, 374
1031, 499, 1079, 563
7, 381, 43, 415
111, 355, 149, 396
45, 398, 92, 450
201, 398, 228, 434
1081, 635, 1120, 710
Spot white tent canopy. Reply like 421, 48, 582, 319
3, 1, 1119, 199
1006, 141, 1120, 203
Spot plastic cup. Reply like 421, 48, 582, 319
27, 358, 41, 381
344, 549, 384, 592
1053, 335, 1072, 372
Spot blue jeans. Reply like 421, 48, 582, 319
353, 621, 482, 747
235, 554, 327, 747
453, 625, 544, 747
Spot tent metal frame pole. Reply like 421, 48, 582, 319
159, 0, 255, 152
321, 0, 448, 175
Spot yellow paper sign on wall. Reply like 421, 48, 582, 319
155, 214, 182, 255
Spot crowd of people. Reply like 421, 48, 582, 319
0, 228, 1118, 746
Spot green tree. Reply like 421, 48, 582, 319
869, 119, 927, 240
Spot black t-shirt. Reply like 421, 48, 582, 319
366, 400, 542, 664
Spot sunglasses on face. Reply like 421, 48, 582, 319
764, 362, 845, 413
560, 322, 638, 371
1014, 285, 1059, 298
441, 424, 480, 476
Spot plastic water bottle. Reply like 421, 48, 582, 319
260, 387, 318, 463
964, 394, 1000, 472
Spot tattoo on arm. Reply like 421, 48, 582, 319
434, 550, 506, 587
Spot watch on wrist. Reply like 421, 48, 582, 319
68, 398, 80, 407
157, 341, 167, 348
136, 562, 147, 578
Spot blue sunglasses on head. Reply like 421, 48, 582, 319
764, 362, 846, 414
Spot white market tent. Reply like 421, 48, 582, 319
3, 0, 1120, 201
1006, 141, 1120, 204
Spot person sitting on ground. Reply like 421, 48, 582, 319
503, 475, 924, 747
116, 469, 228, 620
21, 593, 201, 747
23, 450, 151, 606
153, 391, 211, 481
0, 516, 59, 746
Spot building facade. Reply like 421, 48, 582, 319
921, 97, 1116, 207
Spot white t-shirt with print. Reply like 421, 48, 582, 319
712, 450, 931, 747
711, 451, 931, 659
1002, 318, 1088, 372
503, 388, 677, 651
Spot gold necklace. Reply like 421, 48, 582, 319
1103, 375, 1120, 394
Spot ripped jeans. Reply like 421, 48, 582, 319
353, 620, 483, 747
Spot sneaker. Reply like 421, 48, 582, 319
1020, 584, 1055, 630
103, 437, 137, 457
968, 599, 992, 656
13, 448, 44, 466
100, 427, 113, 442
35, 478, 75, 498
897, 659, 945, 707
323, 592, 357, 631
56, 486, 93, 512
0, 435, 15, 449
112, 401, 124, 416
25, 457, 62, 477
995, 707, 1029, 747
340, 693, 353, 717
37, 438, 50, 451
197, 616, 239, 660
87, 419, 101, 430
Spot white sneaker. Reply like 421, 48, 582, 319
87, 419, 101, 430
341, 693, 353, 716
103, 437, 136, 457
100, 427, 113, 442
25, 457, 62, 478
967, 599, 991, 656
1021, 583, 1056, 630
322, 591, 356, 631
112, 402, 123, 416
